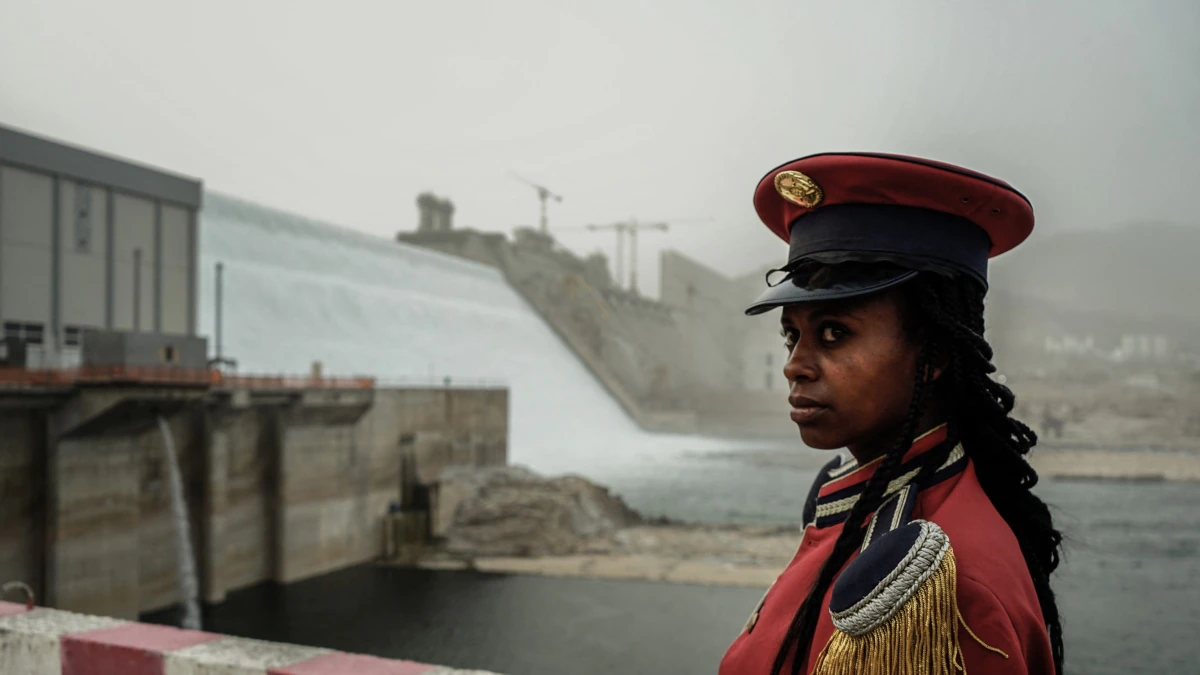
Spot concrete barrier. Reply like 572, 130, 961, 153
0, 601, 500, 675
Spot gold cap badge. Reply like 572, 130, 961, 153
775, 171, 824, 208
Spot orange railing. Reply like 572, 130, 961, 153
0, 367, 375, 390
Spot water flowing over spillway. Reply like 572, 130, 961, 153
197, 193, 744, 476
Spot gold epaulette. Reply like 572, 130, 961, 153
811, 521, 1008, 675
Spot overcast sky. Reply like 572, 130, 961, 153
2, 0, 1197, 298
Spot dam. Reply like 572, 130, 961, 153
196, 192, 748, 477
0, 152, 755, 637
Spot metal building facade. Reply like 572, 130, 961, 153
0, 125, 202, 367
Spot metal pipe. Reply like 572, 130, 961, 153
616, 227, 625, 289
50, 177, 61, 350
133, 248, 142, 331
215, 262, 224, 362
629, 224, 638, 295
539, 190, 548, 234
1, 581, 35, 610
104, 189, 114, 329
154, 201, 162, 333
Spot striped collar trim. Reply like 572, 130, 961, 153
819, 424, 949, 497
812, 427, 967, 529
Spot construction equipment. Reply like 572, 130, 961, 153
510, 173, 563, 234
626, 219, 669, 295
585, 221, 631, 288
586, 217, 709, 295
586, 219, 668, 295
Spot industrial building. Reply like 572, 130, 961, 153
0, 125, 202, 368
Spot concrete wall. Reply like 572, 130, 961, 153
3, 384, 508, 619
395, 230, 507, 269
202, 406, 275, 602
276, 387, 509, 587
393, 229, 795, 438
0, 411, 46, 599
660, 250, 748, 313
658, 250, 762, 393
394, 229, 702, 433
274, 402, 374, 583
46, 434, 143, 618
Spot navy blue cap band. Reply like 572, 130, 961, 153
785, 204, 993, 286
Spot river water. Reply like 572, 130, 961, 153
151, 441, 1200, 675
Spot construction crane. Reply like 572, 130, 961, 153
585, 221, 632, 288
626, 219, 669, 296
587, 218, 710, 295
510, 172, 563, 234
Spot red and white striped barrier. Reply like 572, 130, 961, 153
0, 602, 499, 675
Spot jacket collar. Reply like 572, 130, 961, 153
811, 424, 967, 528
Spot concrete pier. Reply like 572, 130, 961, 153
0, 383, 508, 620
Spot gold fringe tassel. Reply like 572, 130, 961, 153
810, 548, 1008, 675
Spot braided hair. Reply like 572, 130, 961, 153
770, 271, 1065, 675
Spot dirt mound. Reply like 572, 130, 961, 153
434, 466, 644, 557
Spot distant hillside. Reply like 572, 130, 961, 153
990, 222, 1200, 324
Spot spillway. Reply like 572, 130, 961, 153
197, 192, 743, 476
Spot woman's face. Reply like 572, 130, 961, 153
779, 289, 924, 459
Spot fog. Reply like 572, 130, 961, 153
4, 5, 1200, 673
2, 0, 1198, 297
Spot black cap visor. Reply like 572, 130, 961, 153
744, 203, 993, 316
745, 263, 918, 316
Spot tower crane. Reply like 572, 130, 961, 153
585, 221, 631, 288
510, 172, 563, 234
586, 217, 709, 295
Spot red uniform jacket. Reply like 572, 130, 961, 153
719, 426, 1055, 675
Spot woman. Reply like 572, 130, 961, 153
719, 153, 1063, 675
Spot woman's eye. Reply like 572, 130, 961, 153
780, 328, 798, 350
820, 324, 847, 343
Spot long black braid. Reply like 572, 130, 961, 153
769, 271, 1065, 675
917, 278, 1065, 673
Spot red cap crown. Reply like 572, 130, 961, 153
754, 152, 1034, 257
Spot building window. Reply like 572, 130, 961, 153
3, 322, 44, 344
161, 345, 178, 364
64, 326, 82, 347
74, 184, 92, 253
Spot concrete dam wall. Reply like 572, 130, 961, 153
393, 227, 795, 439
197, 193, 684, 477
0, 385, 506, 620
